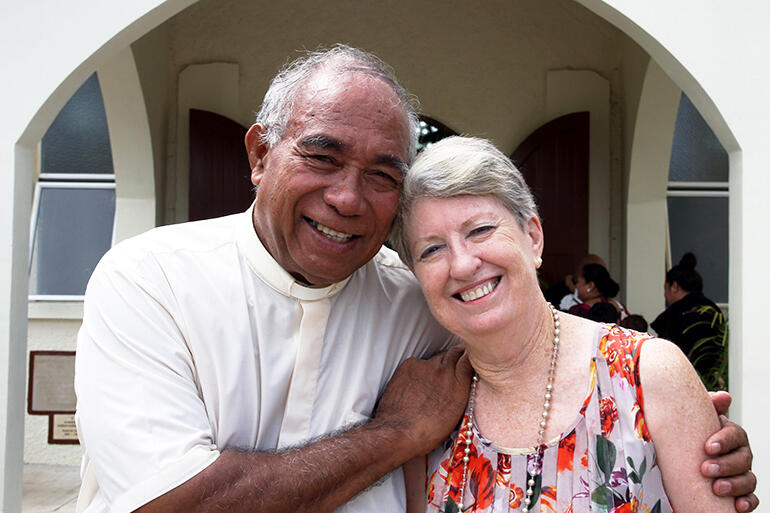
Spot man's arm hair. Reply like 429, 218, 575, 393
136, 418, 410, 513
136, 347, 473, 513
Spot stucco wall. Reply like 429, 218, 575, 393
24, 319, 83, 465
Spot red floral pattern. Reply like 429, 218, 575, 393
425, 325, 672, 513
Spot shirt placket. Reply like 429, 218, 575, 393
277, 297, 331, 449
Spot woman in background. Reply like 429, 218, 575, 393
652, 252, 726, 385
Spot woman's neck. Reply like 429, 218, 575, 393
466, 300, 555, 395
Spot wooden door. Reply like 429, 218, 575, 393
189, 109, 253, 221
511, 112, 589, 287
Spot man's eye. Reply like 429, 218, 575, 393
368, 170, 400, 186
469, 225, 495, 237
311, 155, 334, 164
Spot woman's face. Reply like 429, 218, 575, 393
407, 195, 543, 341
575, 274, 592, 301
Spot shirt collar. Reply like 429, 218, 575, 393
237, 204, 351, 301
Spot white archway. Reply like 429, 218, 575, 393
2, 1, 767, 509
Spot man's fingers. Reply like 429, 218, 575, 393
432, 345, 463, 365
455, 350, 473, 381
736, 493, 760, 512
702, 446, 753, 478
711, 471, 757, 497
709, 390, 732, 416
706, 415, 749, 455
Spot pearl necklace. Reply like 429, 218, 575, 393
456, 303, 560, 512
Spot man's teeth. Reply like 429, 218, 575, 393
459, 278, 500, 302
310, 220, 353, 242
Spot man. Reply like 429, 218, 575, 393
75, 45, 757, 513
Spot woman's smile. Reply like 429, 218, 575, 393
453, 276, 501, 303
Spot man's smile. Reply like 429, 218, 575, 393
305, 217, 356, 243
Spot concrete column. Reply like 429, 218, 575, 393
624, 60, 679, 322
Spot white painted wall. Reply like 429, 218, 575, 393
0, 2, 196, 510
579, 0, 770, 500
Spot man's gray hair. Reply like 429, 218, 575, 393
389, 136, 540, 268
256, 44, 421, 162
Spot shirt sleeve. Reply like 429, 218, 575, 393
75, 251, 220, 512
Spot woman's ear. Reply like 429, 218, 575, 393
526, 216, 545, 258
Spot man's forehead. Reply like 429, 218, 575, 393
286, 72, 411, 155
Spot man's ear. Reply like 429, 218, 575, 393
245, 124, 269, 187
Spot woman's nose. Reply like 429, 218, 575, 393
449, 245, 482, 280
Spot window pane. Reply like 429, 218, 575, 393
31, 187, 115, 296
41, 73, 114, 175
667, 196, 728, 303
669, 93, 728, 182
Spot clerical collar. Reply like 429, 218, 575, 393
236, 205, 350, 301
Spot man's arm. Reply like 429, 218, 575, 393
705, 391, 759, 512
136, 347, 473, 513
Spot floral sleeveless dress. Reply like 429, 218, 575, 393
426, 325, 673, 513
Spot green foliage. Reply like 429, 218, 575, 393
684, 305, 728, 391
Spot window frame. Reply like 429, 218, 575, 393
28, 177, 116, 302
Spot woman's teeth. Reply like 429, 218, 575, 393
309, 220, 353, 243
459, 278, 500, 302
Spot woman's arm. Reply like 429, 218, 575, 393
404, 456, 427, 513
640, 337, 736, 512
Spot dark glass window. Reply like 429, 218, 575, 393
30, 73, 116, 298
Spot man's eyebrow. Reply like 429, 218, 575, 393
299, 135, 407, 173
298, 135, 348, 151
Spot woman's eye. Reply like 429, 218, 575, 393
419, 245, 441, 259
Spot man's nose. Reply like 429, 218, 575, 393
449, 244, 481, 281
324, 170, 366, 216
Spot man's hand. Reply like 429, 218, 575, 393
704, 391, 759, 512
375, 346, 473, 456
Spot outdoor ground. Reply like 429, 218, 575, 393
22, 464, 79, 513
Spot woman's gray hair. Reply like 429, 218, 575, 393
255, 44, 421, 162
389, 136, 540, 268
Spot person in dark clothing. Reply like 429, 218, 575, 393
651, 253, 726, 387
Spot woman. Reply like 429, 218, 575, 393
651, 253, 726, 386
389, 136, 734, 512
568, 263, 626, 322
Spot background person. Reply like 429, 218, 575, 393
391, 136, 749, 513
568, 263, 627, 321
652, 252, 727, 387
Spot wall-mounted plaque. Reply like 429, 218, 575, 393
28, 351, 76, 414
49, 413, 79, 444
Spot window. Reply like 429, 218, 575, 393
29, 73, 116, 300
416, 115, 457, 153
667, 93, 729, 304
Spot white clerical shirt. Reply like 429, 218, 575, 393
74, 207, 455, 513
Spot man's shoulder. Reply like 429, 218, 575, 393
369, 245, 420, 289
97, 213, 243, 274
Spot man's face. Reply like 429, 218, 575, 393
246, 72, 411, 286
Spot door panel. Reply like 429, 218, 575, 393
511, 112, 589, 287
189, 109, 253, 221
